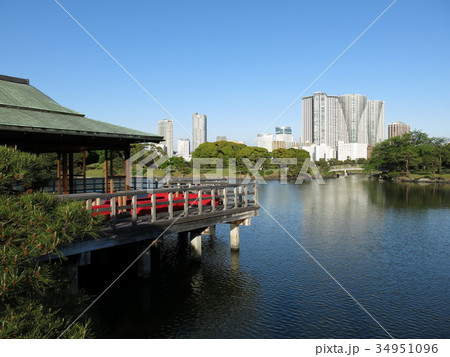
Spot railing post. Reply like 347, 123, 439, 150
132, 195, 137, 226
198, 189, 203, 215
169, 192, 174, 220
223, 187, 228, 210
234, 187, 238, 208
184, 190, 189, 217
211, 188, 216, 212
254, 181, 259, 204
151, 193, 156, 223
244, 185, 248, 207
85, 199, 92, 212
110, 196, 116, 228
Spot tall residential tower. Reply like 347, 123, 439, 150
157, 119, 173, 157
302, 92, 385, 147
192, 112, 207, 151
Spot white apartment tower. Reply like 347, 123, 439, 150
177, 138, 191, 161
302, 92, 385, 148
192, 112, 207, 151
157, 119, 174, 157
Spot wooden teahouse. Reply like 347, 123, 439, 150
0, 74, 162, 193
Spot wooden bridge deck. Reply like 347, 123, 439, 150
54, 181, 259, 258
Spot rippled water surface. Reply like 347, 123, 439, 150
85, 176, 450, 338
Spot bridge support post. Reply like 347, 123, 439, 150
230, 222, 240, 250
190, 229, 203, 261
78, 251, 91, 266
344, 169, 348, 178
201, 225, 216, 237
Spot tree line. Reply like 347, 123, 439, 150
365, 131, 450, 178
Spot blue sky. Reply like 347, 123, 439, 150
1, 0, 449, 146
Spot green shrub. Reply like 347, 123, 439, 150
0, 147, 54, 193
0, 193, 102, 338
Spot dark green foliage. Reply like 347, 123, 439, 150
366, 131, 450, 177
0, 146, 54, 193
0, 193, 102, 338
159, 156, 192, 174
192, 141, 272, 174
271, 148, 311, 177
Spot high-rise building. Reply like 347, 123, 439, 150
302, 93, 340, 147
177, 138, 190, 161
275, 126, 294, 142
388, 121, 411, 139
257, 133, 273, 152
192, 112, 207, 151
367, 100, 385, 146
157, 119, 173, 157
337, 141, 368, 161
302, 92, 385, 149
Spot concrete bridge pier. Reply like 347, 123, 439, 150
78, 251, 91, 266
136, 239, 161, 278
190, 229, 203, 262
344, 169, 348, 178
230, 218, 251, 250
202, 225, 216, 238
230, 222, 240, 250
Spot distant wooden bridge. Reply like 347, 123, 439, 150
48, 180, 260, 285
329, 165, 364, 177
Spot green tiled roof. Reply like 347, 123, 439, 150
0, 106, 158, 139
0, 76, 161, 141
0, 79, 83, 115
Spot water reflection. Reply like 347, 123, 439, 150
89, 176, 449, 338
365, 180, 450, 209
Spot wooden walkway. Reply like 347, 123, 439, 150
55, 181, 259, 258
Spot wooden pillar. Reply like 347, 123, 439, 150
62, 153, 68, 194
82, 151, 87, 193
57, 153, 62, 194
124, 147, 131, 190
190, 229, 202, 261
104, 150, 109, 193
230, 222, 240, 250
109, 151, 114, 193
68, 152, 74, 194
